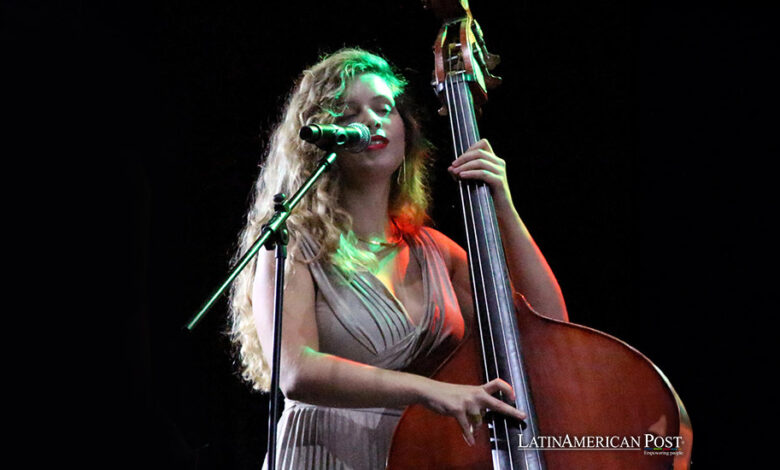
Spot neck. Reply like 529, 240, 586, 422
340, 179, 394, 240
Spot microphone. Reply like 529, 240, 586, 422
299, 123, 371, 152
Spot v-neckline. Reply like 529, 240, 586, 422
365, 237, 429, 330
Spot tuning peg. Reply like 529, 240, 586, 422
485, 52, 501, 70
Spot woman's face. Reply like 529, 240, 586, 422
334, 73, 406, 186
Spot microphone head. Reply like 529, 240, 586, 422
346, 123, 371, 152
299, 124, 318, 141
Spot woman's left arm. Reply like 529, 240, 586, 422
448, 138, 569, 322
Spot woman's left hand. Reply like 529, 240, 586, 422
447, 139, 515, 212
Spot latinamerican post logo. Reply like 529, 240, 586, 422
518, 434, 684, 456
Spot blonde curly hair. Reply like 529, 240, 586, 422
228, 48, 433, 392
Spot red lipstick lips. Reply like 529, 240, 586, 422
366, 135, 389, 151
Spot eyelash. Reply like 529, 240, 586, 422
340, 106, 394, 121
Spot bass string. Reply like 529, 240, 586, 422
451, 72, 543, 469
446, 75, 504, 390
445, 71, 518, 469
450, 74, 518, 469
442, 74, 491, 385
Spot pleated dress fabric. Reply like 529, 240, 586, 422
262, 227, 466, 470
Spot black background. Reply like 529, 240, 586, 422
8, 0, 776, 468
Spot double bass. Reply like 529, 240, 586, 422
386, 1, 693, 468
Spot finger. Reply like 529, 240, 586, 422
447, 167, 459, 183
482, 378, 516, 401
449, 150, 487, 169
466, 138, 494, 154
455, 413, 475, 446
450, 148, 504, 169
467, 407, 483, 425
484, 395, 527, 421
456, 169, 503, 187
450, 159, 504, 176
467, 410, 483, 438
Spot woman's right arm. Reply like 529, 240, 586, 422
252, 248, 525, 445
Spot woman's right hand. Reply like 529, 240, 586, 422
418, 378, 527, 446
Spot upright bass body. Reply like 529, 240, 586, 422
387, 294, 693, 469
387, 2, 692, 468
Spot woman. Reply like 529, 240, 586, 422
229, 48, 568, 469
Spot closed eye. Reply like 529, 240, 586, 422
336, 103, 394, 123
336, 113, 358, 124
374, 104, 394, 117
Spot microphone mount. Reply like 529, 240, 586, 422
299, 122, 371, 152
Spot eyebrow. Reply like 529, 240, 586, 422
344, 95, 395, 107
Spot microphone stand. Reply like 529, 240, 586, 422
184, 149, 339, 470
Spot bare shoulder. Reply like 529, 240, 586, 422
253, 247, 316, 317
419, 226, 467, 276
254, 244, 313, 285
252, 243, 320, 366
420, 226, 475, 329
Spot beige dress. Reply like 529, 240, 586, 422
262, 227, 466, 469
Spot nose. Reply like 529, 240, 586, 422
362, 107, 383, 129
